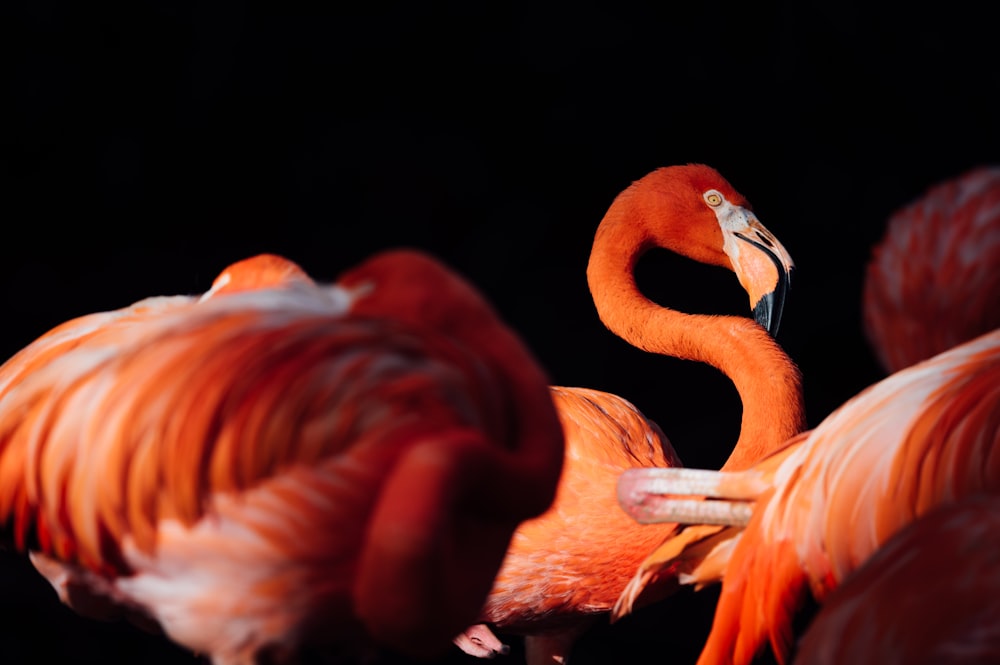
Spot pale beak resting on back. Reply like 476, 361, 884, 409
719, 207, 795, 337
616, 466, 767, 527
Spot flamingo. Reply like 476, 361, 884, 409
614, 327, 1000, 665
791, 494, 1000, 665
863, 165, 1000, 374
454, 164, 806, 664
0, 249, 567, 665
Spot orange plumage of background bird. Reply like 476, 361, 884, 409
455, 165, 805, 665
615, 327, 1000, 665
863, 165, 1000, 374
0, 249, 565, 665
791, 494, 1000, 665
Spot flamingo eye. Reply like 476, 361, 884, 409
704, 191, 723, 207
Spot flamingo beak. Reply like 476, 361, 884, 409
616, 467, 764, 526
722, 213, 794, 338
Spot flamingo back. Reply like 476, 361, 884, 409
480, 386, 681, 632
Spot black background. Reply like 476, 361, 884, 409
2, 2, 996, 663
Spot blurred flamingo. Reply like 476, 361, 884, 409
863, 165, 1000, 374
791, 494, 1000, 665
0, 249, 566, 665
455, 164, 806, 664
614, 327, 1000, 665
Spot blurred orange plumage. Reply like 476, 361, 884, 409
0, 249, 566, 665
863, 165, 1000, 374
791, 494, 1000, 665
456, 165, 805, 664
615, 327, 1000, 665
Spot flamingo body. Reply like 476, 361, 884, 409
474, 386, 682, 662
487, 386, 681, 627
0, 250, 565, 664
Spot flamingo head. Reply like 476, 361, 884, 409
201, 253, 315, 300
623, 164, 795, 336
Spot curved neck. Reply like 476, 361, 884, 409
586, 213, 806, 471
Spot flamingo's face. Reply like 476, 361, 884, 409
702, 188, 795, 337
639, 164, 795, 337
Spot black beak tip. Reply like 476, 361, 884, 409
736, 235, 792, 339
753, 293, 780, 337
753, 266, 790, 338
